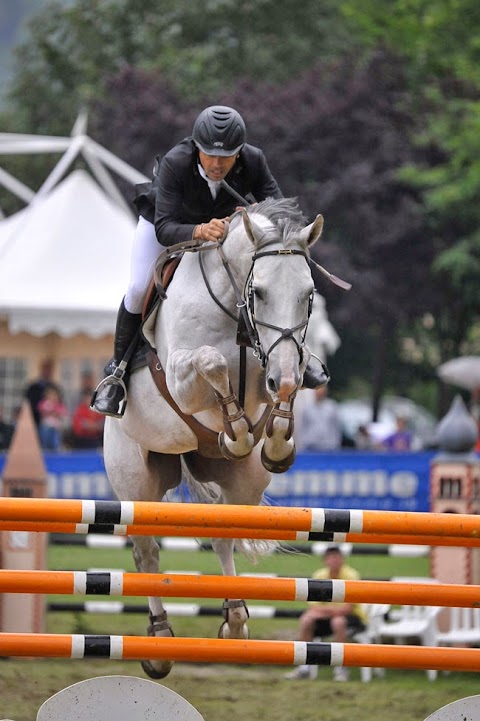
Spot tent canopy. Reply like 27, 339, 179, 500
0, 169, 135, 337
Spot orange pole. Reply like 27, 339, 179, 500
361, 509, 480, 538
343, 644, 480, 672
339, 533, 480, 548
0, 498, 315, 530
1, 519, 480, 548
0, 635, 479, 671
2, 498, 480, 538
0, 521, 299, 541
1, 570, 480, 607
122, 636, 294, 664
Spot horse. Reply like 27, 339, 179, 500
103, 197, 324, 678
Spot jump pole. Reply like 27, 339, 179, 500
2, 519, 480, 548
0, 570, 478, 607
2, 498, 480, 538
0, 634, 479, 672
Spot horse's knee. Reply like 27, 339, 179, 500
192, 347, 229, 386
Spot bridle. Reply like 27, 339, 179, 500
244, 246, 314, 368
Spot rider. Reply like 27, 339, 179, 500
91, 105, 329, 418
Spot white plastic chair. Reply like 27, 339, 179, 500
437, 607, 480, 647
36, 676, 204, 721
423, 694, 480, 720
378, 576, 442, 681
310, 603, 390, 682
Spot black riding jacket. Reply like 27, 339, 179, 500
133, 137, 283, 246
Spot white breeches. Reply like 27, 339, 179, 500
124, 216, 167, 314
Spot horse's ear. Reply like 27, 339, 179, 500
242, 210, 264, 246
299, 214, 324, 248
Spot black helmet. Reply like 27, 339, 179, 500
192, 105, 246, 156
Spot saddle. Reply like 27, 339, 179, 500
129, 257, 180, 374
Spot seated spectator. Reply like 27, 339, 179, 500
382, 415, 412, 451
69, 390, 105, 449
284, 545, 367, 682
297, 386, 342, 451
38, 386, 68, 451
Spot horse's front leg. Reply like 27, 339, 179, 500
168, 346, 254, 460
131, 535, 175, 679
261, 399, 296, 473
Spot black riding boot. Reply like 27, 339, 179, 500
302, 357, 330, 389
90, 299, 142, 418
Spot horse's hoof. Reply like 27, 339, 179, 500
261, 444, 296, 473
218, 431, 253, 461
141, 659, 174, 679
218, 621, 250, 639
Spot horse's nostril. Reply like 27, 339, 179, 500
267, 377, 277, 392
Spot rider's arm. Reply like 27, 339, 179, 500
153, 156, 198, 246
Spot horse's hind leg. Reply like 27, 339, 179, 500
131, 534, 175, 679
104, 422, 180, 678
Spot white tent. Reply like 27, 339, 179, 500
0, 169, 135, 337
0, 114, 149, 338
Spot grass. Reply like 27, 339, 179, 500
0, 544, 478, 721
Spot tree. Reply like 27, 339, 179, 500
342, 0, 480, 381
6, 0, 354, 135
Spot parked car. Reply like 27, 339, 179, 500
338, 396, 438, 450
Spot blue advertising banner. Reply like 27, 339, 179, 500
265, 451, 433, 512
0, 450, 434, 511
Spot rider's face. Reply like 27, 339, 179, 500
198, 151, 237, 181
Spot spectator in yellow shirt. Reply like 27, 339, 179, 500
285, 544, 367, 682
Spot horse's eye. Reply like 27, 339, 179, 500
253, 287, 265, 301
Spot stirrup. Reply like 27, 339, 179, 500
90, 374, 128, 418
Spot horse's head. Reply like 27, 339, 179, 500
238, 198, 324, 403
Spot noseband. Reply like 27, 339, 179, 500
245, 247, 313, 368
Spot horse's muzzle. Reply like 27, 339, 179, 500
266, 369, 299, 403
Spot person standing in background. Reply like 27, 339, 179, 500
296, 386, 342, 451
37, 386, 68, 451
24, 359, 61, 428
382, 415, 412, 451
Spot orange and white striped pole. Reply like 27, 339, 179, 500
0, 570, 478, 608
1, 519, 480, 548
0, 634, 479, 672
1, 498, 480, 538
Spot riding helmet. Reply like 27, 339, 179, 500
192, 105, 246, 156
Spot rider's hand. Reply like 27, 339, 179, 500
195, 218, 226, 242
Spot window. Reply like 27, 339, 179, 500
0, 357, 28, 422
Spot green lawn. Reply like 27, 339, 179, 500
0, 543, 477, 721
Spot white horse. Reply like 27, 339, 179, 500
103, 198, 324, 678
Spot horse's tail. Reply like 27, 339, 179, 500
177, 456, 279, 563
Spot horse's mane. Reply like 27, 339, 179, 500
231, 197, 309, 248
